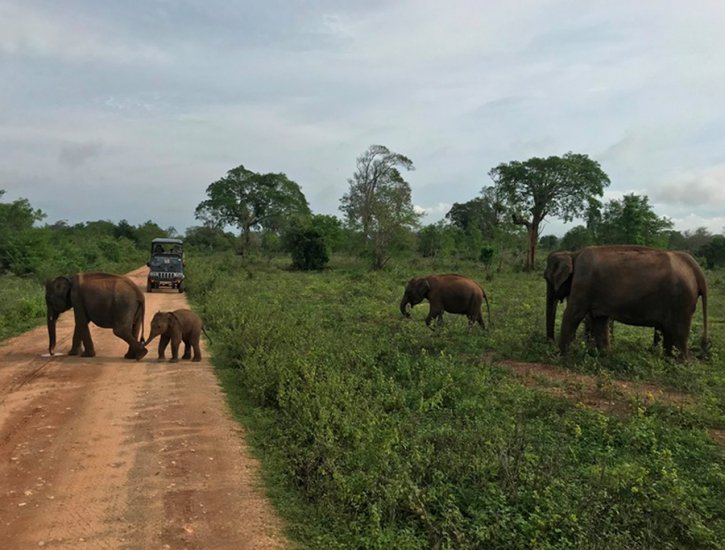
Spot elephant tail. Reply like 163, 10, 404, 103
483, 291, 492, 329
202, 325, 213, 344
699, 279, 709, 358
137, 299, 146, 345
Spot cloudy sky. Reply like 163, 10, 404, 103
2, 0, 725, 236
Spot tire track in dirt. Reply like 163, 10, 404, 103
0, 266, 288, 549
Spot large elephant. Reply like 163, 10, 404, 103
45, 272, 147, 360
400, 273, 491, 328
545, 245, 708, 360
145, 309, 207, 362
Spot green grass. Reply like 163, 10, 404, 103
186, 254, 725, 549
0, 275, 46, 341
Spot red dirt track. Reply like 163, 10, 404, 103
0, 267, 287, 549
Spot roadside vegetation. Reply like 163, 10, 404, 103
186, 253, 724, 549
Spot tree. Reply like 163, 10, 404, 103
282, 219, 330, 270
417, 222, 456, 258
699, 235, 725, 269
488, 152, 610, 270
560, 225, 594, 251
340, 145, 420, 269
0, 190, 46, 272
445, 187, 503, 240
597, 194, 673, 247
195, 165, 310, 254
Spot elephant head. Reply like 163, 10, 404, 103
543, 251, 576, 341
400, 277, 431, 317
45, 276, 73, 355
145, 311, 179, 345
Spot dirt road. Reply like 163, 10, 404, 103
0, 267, 287, 549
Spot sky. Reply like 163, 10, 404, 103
2, 0, 725, 237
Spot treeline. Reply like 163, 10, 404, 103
3, 144, 725, 281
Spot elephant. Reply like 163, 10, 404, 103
145, 309, 208, 362
544, 245, 708, 360
45, 272, 147, 360
400, 273, 491, 328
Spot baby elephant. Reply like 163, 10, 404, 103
146, 309, 208, 362
400, 273, 491, 328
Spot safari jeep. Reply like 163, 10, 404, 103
147, 238, 185, 293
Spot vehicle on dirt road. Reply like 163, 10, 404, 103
147, 238, 185, 293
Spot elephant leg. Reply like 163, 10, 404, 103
182, 339, 192, 360
158, 335, 170, 361
115, 326, 147, 360
169, 334, 182, 362
590, 317, 611, 351
662, 331, 674, 358
69, 324, 83, 356
672, 320, 692, 362
192, 338, 202, 362
78, 322, 95, 357
559, 303, 587, 354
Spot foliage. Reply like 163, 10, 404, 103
445, 187, 503, 240
597, 194, 673, 247
489, 152, 610, 270
340, 145, 421, 269
699, 235, 725, 269
560, 225, 595, 251
187, 254, 725, 549
282, 220, 330, 270
417, 222, 456, 258
195, 165, 311, 254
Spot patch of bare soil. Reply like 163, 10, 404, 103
485, 353, 724, 444
0, 267, 289, 549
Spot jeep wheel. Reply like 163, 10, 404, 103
147, 281, 153, 293
178, 281, 185, 293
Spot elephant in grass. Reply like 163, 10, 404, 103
400, 274, 491, 328
45, 273, 147, 359
545, 245, 708, 360
145, 309, 209, 362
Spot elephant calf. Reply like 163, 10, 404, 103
400, 273, 491, 328
145, 309, 208, 362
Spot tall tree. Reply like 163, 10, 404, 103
488, 152, 610, 270
340, 145, 420, 269
195, 165, 310, 254
597, 194, 672, 247
445, 186, 503, 240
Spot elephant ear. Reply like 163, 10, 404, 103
552, 255, 574, 295
414, 277, 431, 297
169, 312, 181, 328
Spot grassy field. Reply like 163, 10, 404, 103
185, 254, 725, 549
0, 275, 47, 342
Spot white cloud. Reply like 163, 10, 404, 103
0, 2, 168, 64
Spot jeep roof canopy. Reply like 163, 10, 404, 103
151, 238, 183, 256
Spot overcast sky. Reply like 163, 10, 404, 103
3, 0, 725, 236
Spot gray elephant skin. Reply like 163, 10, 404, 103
545, 245, 708, 360
145, 309, 207, 362
45, 272, 147, 360
400, 273, 491, 328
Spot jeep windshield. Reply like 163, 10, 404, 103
149, 256, 183, 272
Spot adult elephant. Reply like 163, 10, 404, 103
400, 273, 491, 328
45, 272, 148, 360
544, 245, 708, 360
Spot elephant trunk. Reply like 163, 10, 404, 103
47, 310, 58, 355
145, 329, 160, 347
400, 295, 411, 317
546, 282, 557, 341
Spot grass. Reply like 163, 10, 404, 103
185, 253, 725, 549
0, 274, 46, 341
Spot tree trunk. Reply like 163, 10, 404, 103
525, 223, 539, 271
